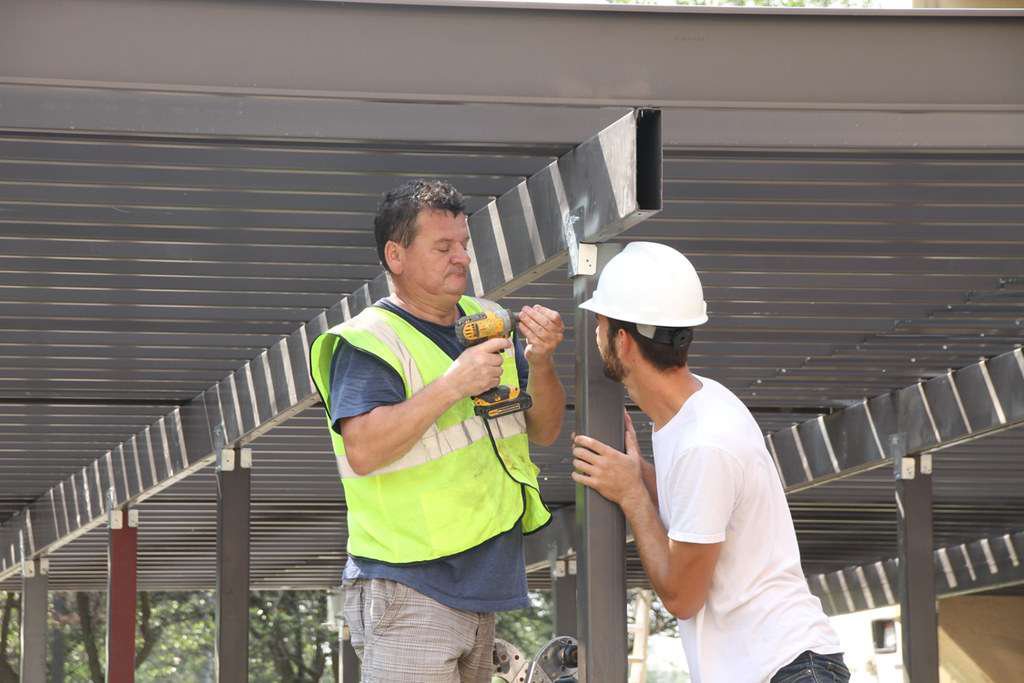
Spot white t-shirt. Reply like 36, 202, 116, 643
652, 375, 841, 683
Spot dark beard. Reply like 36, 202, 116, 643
602, 335, 626, 382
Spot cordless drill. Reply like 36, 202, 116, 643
454, 308, 533, 420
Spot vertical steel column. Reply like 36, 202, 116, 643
340, 625, 360, 683
895, 447, 938, 683
551, 558, 578, 638
107, 506, 139, 683
574, 242, 627, 682
215, 448, 251, 683
19, 558, 48, 683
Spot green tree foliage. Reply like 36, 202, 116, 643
1, 591, 20, 683
249, 591, 331, 683
494, 591, 554, 658
4, 586, 676, 681
0, 590, 337, 683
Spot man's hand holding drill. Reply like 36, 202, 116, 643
441, 337, 512, 401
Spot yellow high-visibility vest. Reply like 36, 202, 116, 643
309, 296, 550, 564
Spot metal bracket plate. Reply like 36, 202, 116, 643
218, 448, 235, 472
898, 457, 916, 480
575, 243, 597, 277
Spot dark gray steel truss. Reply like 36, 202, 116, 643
0, 108, 662, 581
808, 529, 1024, 616
766, 347, 1024, 493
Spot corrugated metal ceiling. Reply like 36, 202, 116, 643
1, 132, 1022, 592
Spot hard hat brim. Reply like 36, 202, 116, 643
578, 295, 708, 328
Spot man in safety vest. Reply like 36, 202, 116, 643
570, 242, 847, 683
310, 180, 564, 682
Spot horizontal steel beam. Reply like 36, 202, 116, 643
767, 347, 1024, 493
809, 529, 1024, 616
0, 108, 662, 580
3, 2, 1023, 149
2, 85, 1021, 151
3, 0, 1021, 109
0, 83, 628, 147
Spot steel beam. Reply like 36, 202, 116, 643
0, 107, 662, 581
574, 242, 628, 682
3, 0, 1022, 111
340, 628, 360, 683
896, 450, 938, 683
215, 447, 251, 683
552, 558, 578, 639
767, 347, 1024, 494
808, 528, 1024, 617
0, 83, 626, 147
523, 506, 576, 575
106, 506, 139, 683
3, 82, 1021, 150
19, 558, 47, 683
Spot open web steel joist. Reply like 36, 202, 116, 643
809, 529, 1024, 617
0, 108, 662, 580
0, 0, 1022, 639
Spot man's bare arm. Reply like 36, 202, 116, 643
620, 491, 721, 620
340, 378, 461, 475
571, 430, 720, 621
525, 358, 565, 446
640, 458, 658, 505
518, 305, 566, 446
626, 411, 658, 504
340, 337, 510, 475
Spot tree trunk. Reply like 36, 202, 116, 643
135, 592, 161, 671
75, 592, 104, 683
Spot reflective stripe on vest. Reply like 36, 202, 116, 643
309, 295, 551, 564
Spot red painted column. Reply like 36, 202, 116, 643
106, 507, 138, 683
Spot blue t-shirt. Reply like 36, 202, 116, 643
330, 298, 531, 613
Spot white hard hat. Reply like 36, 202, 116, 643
578, 242, 708, 333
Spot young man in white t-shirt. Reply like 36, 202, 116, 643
571, 242, 848, 683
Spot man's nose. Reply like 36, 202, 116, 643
451, 244, 471, 265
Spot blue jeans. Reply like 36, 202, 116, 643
771, 651, 850, 683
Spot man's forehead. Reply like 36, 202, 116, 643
417, 210, 468, 238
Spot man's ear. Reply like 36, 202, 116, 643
384, 240, 403, 275
617, 327, 634, 360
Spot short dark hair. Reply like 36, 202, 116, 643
373, 179, 466, 273
606, 317, 692, 371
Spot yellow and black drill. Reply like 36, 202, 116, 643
454, 308, 533, 420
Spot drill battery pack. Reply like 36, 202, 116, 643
473, 385, 533, 419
